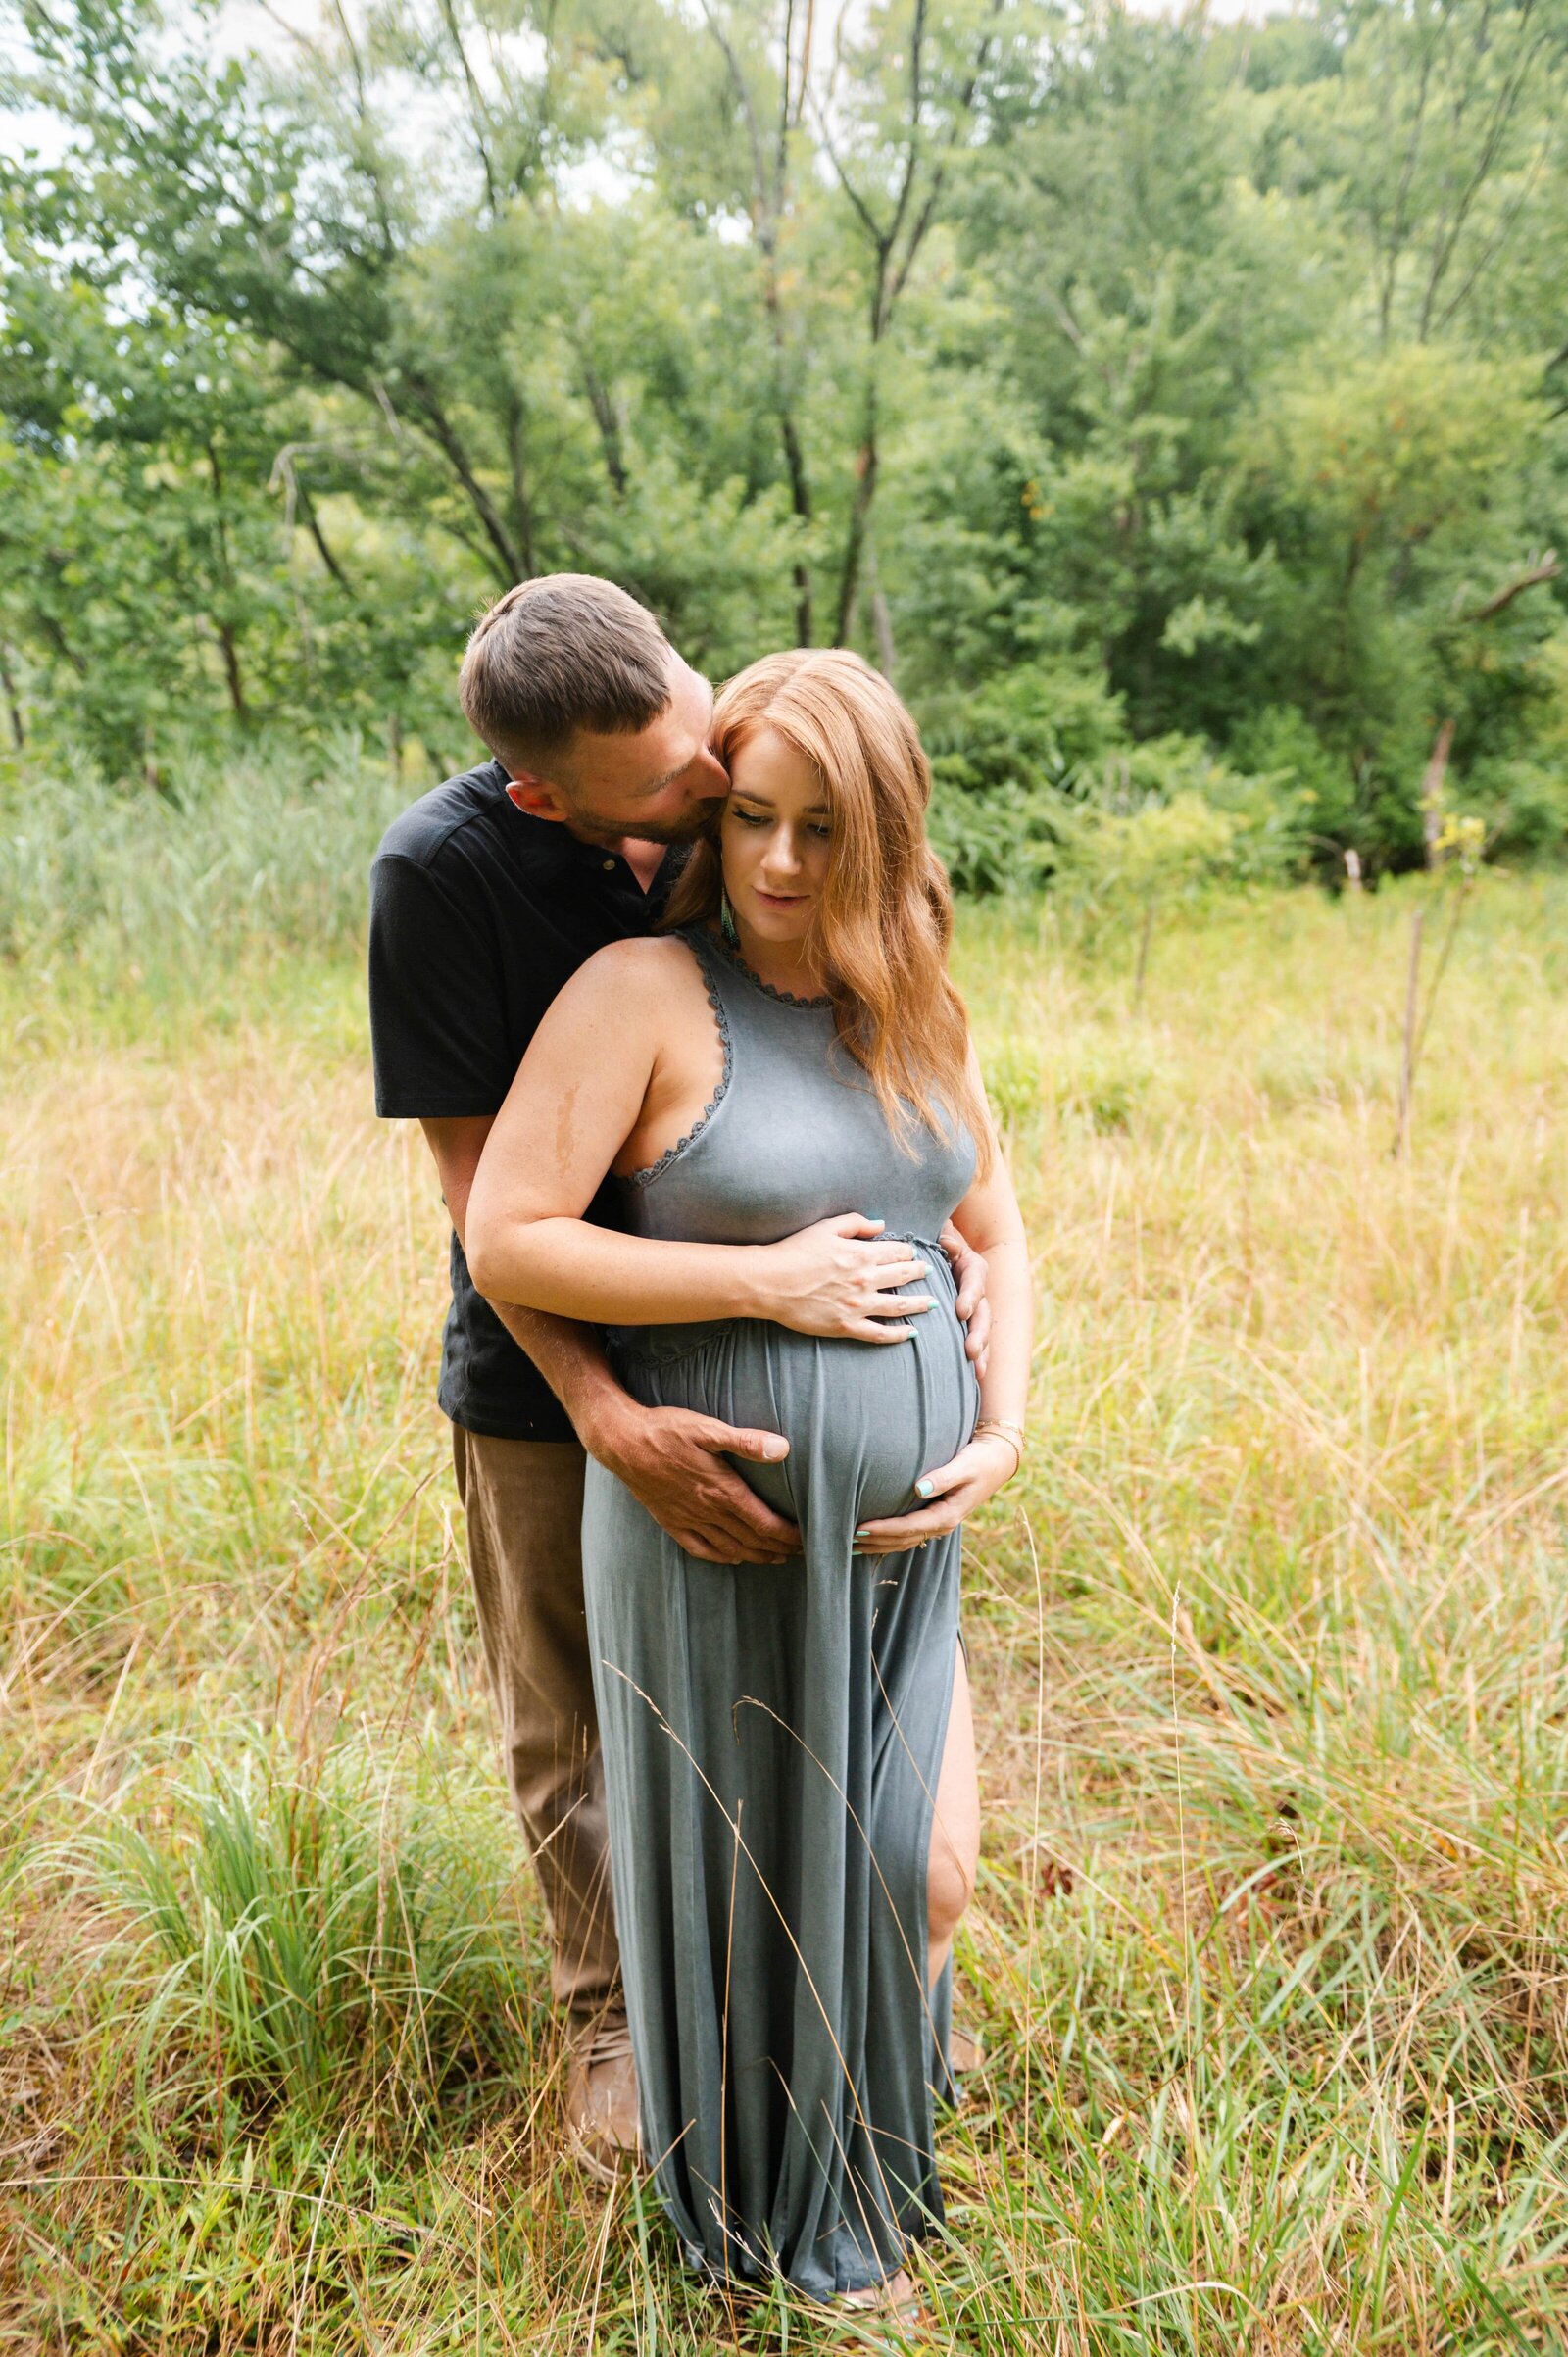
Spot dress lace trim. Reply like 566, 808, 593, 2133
623, 931, 733, 1190
709, 927, 832, 1009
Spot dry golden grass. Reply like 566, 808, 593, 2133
3, 875, 1566, 2351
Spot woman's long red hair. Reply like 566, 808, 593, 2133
662, 649, 991, 1174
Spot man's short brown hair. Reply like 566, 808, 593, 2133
458, 574, 674, 777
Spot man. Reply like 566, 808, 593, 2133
368, 575, 989, 2175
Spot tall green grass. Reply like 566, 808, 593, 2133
0, 736, 413, 974
64, 1731, 533, 2133
3, 758, 1567, 2350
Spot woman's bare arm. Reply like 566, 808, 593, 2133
464, 943, 940, 1343
853, 1042, 1034, 1552
949, 1146, 1032, 1441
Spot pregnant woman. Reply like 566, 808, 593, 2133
466, 650, 1032, 2317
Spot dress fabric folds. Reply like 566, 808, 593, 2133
581, 925, 978, 2299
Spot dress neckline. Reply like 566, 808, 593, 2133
702, 926, 833, 1011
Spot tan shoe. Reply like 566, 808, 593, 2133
564, 2008, 642, 2184
835, 2267, 932, 2337
948, 2022, 985, 2075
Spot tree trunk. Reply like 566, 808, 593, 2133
1133, 898, 1155, 1014
505, 398, 539, 579
780, 411, 813, 645
218, 622, 249, 722
835, 385, 880, 645
865, 534, 896, 677
764, 270, 814, 642
1420, 717, 1454, 868
1396, 909, 1424, 1157
0, 642, 24, 749
580, 360, 628, 496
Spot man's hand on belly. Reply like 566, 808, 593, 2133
584, 1396, 800, 1565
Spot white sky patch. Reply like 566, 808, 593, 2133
557, 148, 645, 213
3, 0, 1301, 205
1124, 0, 1296, 16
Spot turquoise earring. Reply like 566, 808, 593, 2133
720, 886, 739, 947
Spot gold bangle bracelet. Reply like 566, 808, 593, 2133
972, 1417, 1024, 1478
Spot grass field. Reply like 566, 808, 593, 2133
4, 872, 1567, 2352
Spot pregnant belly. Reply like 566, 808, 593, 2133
611, 1252, 979, 1531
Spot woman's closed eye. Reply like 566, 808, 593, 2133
732, 807, 833, 841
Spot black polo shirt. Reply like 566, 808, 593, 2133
368, 757, 685, 1441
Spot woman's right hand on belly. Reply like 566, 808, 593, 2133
751, 1214, 935, 1342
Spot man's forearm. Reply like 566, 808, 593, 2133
423, 1114, 641, 1456
416, 1114, 797, 1563
480, 1295, 637, 1455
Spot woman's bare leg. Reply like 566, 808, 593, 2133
926, 1643, 980, 1989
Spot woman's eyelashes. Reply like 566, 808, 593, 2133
729, 806, 832, 841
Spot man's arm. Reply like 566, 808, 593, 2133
420, 1117, 800, 1564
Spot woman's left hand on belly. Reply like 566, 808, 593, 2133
850, 1430, 1021, 1556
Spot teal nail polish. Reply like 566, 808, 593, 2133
855, 1525, 870, 1538
915, 1478, 933, 1499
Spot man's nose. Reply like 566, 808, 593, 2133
689, 747, 729, 796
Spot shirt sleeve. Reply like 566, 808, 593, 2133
368, 850, 516, 1117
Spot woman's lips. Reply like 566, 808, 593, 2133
754, 889, 809, 908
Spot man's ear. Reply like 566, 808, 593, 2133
505, 772, 570, 823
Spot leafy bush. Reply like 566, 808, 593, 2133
921, 664, 1128, 793
923, 664, 1126, 893
1226, 704, 1361, 860
1064, 789, 1240, 909
928, 777, 1071, 896
923, 663, 1312, 897
1463, 756, 1568, 860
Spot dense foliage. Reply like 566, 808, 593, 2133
3, 0, 1567, 880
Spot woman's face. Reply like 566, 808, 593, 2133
719, 726, 834, 950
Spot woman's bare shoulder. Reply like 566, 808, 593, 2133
540, 934, 710, 1058
571, 931, 713, 1007
576, 932, 703, 980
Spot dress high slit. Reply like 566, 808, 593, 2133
580, 925, 978, 2300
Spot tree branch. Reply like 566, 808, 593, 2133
435, 0, 501, 216
699, 0, 767, 220
402, 375, 524, 581
1464, 553, 1561, 621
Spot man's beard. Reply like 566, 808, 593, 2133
570, 801, 721, 848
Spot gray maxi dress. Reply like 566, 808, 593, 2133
581, 924, 979, 2301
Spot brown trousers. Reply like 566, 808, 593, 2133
452, 1426, 621, 2022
